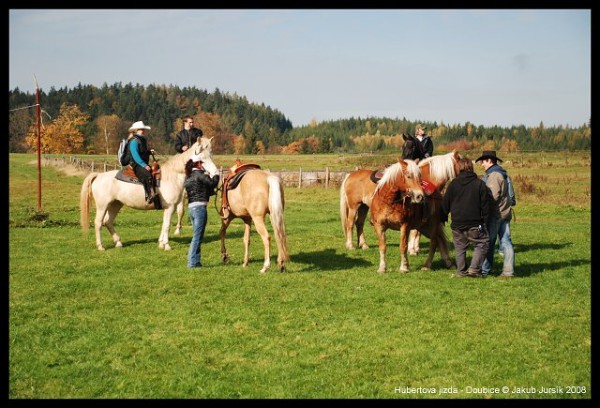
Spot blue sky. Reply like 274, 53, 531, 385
9, 9, 590, 128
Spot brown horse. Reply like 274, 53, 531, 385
369, 159, 424, 273
406, 150, 461, 270
219, 165, 290, 273
340, 134, 422, 250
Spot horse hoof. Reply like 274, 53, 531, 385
345, 244, 355, 250
408, 251, 418, 256
399, 268, 410, 273
164, 245, 172, 251
115, 242, 123, 248
174, 229, 182, 236
360, 244, 369, 250
377, 268, 386, 274
97, 246, 105, 251
421, 266, 431, 271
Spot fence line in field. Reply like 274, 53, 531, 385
43, 156, 351, 188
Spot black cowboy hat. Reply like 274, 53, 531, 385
475, 150, 503, 163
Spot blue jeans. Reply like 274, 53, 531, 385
187, 205, 207, 268
482, 215, 515, 276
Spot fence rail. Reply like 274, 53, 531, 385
44, 150, 590, 189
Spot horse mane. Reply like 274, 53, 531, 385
419, 150, 459, 183
374, 159, 421, 194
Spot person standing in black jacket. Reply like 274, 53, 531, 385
175, 116, 204, 153
183, 155, 220, 268
440, 157, 490, 278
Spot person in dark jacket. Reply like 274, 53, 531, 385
415, 123, 433, 158
183, 155, 220, 268
128, 121, 156, 203
440, 157, 490, 278
175, 116, 204, 153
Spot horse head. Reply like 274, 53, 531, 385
375, 158, 424, 204
401, 133, 424, 162
191, 137, 218, 177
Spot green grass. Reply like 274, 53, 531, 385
9, 153, 591, 399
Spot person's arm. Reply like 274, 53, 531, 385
130, 139, 148, 168
174, 132, 186, 153
440, 183, 452, 223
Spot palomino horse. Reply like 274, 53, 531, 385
340, 134, 423, 250
406, 150, 461, 269
369, 159, 424, 273
219, 164, 290, 273
80, 138, 217, 251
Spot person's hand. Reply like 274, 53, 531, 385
150, 148, 155, 154
182, 146, 188, 151
145, 165, 151, 171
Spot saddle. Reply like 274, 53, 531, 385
221, 159, 261, 218
114, 163, 162, 210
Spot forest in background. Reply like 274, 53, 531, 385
8, 82, 591, 155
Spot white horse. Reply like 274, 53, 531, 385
80, 137, 217, 251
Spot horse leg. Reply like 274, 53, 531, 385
252, 216, 272, 274
102, 201, 124, 248
174, 192, 185, 236
408, 229, 420, 255
373, 223, 387, 273
421, 230, 437, 271
399, 223, 410, 273
356, 204, 370, 250
437, 226, 454, 269
241, 219, 254, 269
344, 204, 359, 250
158, 206, 176, 250
94, 207, 107, 251
219, 218, 232, 265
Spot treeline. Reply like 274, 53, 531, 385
8, 83, 591, 155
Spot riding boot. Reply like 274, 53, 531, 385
143, 179, 154, 203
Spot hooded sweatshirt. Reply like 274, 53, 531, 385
440, 170, 490, 230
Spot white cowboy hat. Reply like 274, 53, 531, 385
128, 121, 151, 132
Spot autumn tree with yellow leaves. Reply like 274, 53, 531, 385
25, 103, 89, 154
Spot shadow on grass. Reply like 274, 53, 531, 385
292, 248, 372, 272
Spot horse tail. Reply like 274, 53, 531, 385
80, 172, 98, 232
267, 174, 290, 262
340, 173, 351, 235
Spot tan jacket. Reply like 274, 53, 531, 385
485, 171, 512, 221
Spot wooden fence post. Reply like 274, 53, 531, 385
325, 167, 330, 189
298, 167, 302, 189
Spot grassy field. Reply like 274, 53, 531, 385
9, 152, 591, 399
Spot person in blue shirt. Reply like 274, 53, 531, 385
127, 121, 156, 203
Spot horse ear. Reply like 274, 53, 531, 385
402, 133, 408, 141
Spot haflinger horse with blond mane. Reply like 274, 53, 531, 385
406, 150, 461, 270
340, 133, 423, 251
80, 137, 217, 251
369, 158, 424, 273
219, 160, 290, 273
